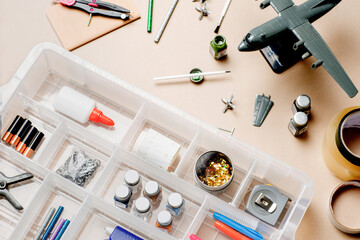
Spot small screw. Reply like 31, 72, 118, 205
218, 127, 235, 135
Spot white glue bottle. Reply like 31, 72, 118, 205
53, 87, 114, 126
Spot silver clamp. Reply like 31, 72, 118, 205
255, 192, 277, 213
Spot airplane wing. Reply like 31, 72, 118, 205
292, 21, 358, 98
267, 0, 294, 13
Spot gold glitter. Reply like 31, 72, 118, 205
198, 155, 232, 187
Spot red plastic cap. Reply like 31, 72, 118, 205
59, 0, 76, 6
89, 108, 115, 126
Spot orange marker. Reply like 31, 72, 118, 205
214, 221, 252, 240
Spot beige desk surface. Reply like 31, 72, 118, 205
1, 0, 360, 239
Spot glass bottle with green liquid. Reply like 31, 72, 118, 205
210, 35, 227, 60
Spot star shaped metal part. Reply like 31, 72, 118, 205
221, 94, 235, 113
195, 2, 211, 20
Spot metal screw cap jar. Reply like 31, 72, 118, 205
135, 197, 151, 213
144, 181, 160, 197
167, 193, 183, 209
157, 211, 172, 227
115, 185, 131, 202
124, 170, 140, 186
295, 95, 311, 110
293, 112, 308, 127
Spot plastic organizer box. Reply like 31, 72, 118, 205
0, 43, 313, 240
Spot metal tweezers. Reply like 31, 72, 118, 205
0, 171, 33, 210
59, 0, 131, 20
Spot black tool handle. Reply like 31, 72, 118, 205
6, 173, 34, 185
0, 189, 23, 210
94, 0, 130, 13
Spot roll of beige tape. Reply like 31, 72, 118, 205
322, 107, 360, 180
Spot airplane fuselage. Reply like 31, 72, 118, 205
239, 0, 341, 51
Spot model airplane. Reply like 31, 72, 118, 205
238, 0, 358, 98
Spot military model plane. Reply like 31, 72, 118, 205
238, 0, 358, 98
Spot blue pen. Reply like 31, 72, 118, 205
54, 219, 70, 240
41, 206, 64, 240
108, 226, 144, 240
213, 212, 264, 240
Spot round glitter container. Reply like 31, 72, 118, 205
194, 151, 234, 192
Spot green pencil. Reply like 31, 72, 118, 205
147, 0, 153, 32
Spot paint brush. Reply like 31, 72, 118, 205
154, 70, 230, 82
214, 0, 232, 33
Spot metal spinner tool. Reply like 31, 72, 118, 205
195, 2, 211, 20
0, 171, 33, 210
221, 94, 235, 113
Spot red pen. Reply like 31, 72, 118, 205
214, 221, 252, 240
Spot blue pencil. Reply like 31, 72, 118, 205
41, 206, 64, 240
213, 212, 264, 240
54, 219, 70, 240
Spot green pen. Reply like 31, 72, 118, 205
147, 0, 153, 32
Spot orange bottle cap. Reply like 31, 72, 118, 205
89, 108, 114, 126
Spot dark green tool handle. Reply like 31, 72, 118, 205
76, 0, 130, 13
94, 0, 130, 13
91, 7, 129, 19
0, 189, 23, 210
